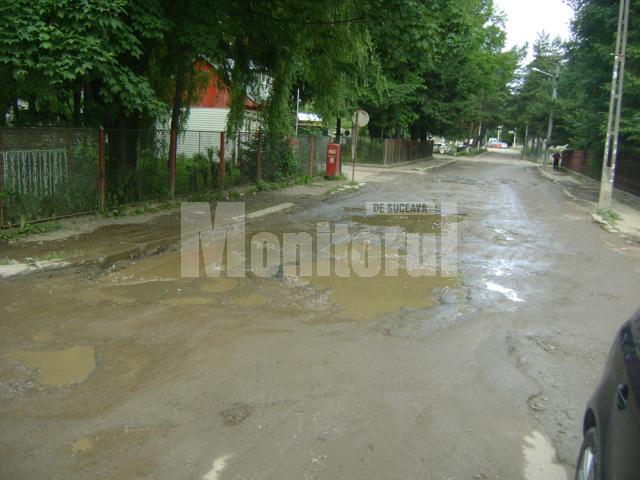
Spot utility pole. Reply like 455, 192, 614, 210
544, 65, 560, 164
532, 66, 560, 165
295, 88, 300, 136
521, 125, 529, 160
336, 117, 342, 174
599, 0, 630, 209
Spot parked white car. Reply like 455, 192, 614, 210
431, 137, 450, 154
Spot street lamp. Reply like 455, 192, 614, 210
531, 65, 560, 164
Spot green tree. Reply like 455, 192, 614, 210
0, 0, 168, 128
512, 33, 565, 145
562, 0, 640, 157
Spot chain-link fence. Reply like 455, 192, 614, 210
291, 136, 331, 176
342, 137, 433, 165
1, 127, 434, 227
0, 128, 98, 226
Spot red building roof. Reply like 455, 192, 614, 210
193, 62, 257, 110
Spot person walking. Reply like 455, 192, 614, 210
552, 152, 561, 171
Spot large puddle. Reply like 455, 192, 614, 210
309, 270, 456, 320
307, 213, 460, 319
6, 346, 96, 386
351, 213, 452, 234
97, 210, 461, 321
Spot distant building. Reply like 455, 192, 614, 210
173, 62, 263, 157
297, 112, 322, 128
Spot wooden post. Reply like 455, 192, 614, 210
308, 136, 314, 177
383, 139, 388, 165
351, 112, 359, 182
168, 129, 177, 198
219, 132, 225, 191
256, 130, 262, 184
65, 129, 72, 177
98, 127, 106, 212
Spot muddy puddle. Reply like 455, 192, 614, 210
160, 296, 214, 306
233, 293, 269, 306
308, 270, 456, 320
71, 436, 95, 455
200, 277, 239, 293
91, 211, 463, 322
6, 345, 96, 386
105, 253, 188, 284
351, 213, 459, 234
32, 329, 55, 343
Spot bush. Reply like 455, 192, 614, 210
239, 133, 300, 182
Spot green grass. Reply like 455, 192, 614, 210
24, 251, 66, 264
0, 256, 15, 265
324, 173, 347, 181
595, 207, 621, 224
0, 221, 62, 241
252, 175, 321, 194
103, 200, 179, 218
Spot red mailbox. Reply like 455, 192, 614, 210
325, 143, 341, 177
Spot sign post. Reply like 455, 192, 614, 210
351, 109, 369, 183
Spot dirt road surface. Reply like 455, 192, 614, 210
2, 149, 639, 479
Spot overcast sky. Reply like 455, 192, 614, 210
494, 0, 574, 59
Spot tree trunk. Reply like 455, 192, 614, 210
73, 86, 82, 126
335, 117, 341, 143
474, 122, 486, 148
109, 114, 140, 172
410, 124, 420, 141
171, 59, 188, 134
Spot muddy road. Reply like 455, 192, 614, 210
2, 150, 640, 479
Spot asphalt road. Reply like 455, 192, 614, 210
1, 149, 640, 479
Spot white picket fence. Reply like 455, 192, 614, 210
1, 149, 68, 196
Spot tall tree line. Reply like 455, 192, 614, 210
511, 0, 640, 175
0, 0, 520, 154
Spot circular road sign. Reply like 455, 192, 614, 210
352, 109, 370, 128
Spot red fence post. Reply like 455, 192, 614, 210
256, 130, 262, 184
98, 127, 105, 212
219, 132, 225, 191
168, 129, 177, 199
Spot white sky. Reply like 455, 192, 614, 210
494, 0, 574, 59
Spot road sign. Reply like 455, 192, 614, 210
352, 109, 369, 128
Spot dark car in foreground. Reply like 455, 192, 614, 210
576, 309, 640, 479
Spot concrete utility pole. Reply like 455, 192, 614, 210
521, 125, 529, 159
532, 66, 560, 164
599, 0, 630, 209
295, 89, 300, 136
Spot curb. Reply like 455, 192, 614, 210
411, 159, 457, 173
352, 157, 434, 169
537, 166, 582, 203
538, 165, 625, 234
590, 212, 619, 233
